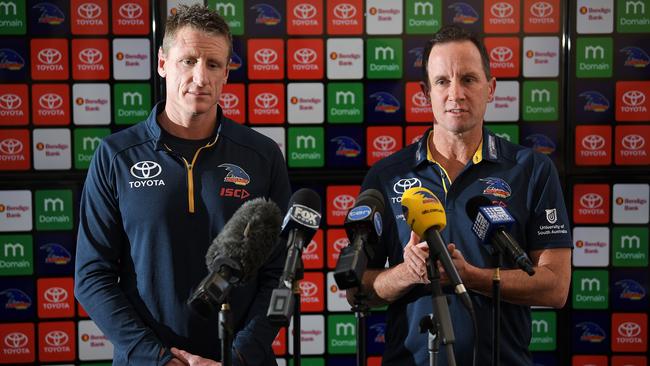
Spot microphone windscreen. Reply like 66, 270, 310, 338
465, 195, 493, 221
288, 188, 321, 213
206, 198, 282, 282
400, 187, 446, 236
355, 188, 385, 214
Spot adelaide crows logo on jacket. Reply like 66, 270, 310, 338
218, 163, 250, 186
480, 177, 511, 199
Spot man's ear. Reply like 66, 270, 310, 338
157, 47, 167, 78
487, 76, 496, 103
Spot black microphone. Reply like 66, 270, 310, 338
466, 196, 535, 276
334, 189, 385, 290
267, 188, 321, 326
188, 198, 282, 318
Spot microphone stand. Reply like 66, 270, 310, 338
491, 252, 502, 366
219, 303, 233, 366
351, 290, 369, 366
292, 263, 303, 366
421, 252, 457, 366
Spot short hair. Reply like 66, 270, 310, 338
422, 25, 492, 93
161, 4, 232, 59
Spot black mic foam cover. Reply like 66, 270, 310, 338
206, 197, 282, 283
288, 188, 321, 213
465, 195, 493, 221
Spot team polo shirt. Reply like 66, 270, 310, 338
361, 127, 572, 366
75, 101, 291, 365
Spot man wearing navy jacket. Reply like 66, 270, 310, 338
75, 5, 290, 365
348, 25, 572, 365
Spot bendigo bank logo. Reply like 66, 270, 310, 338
128, 160, 164, 188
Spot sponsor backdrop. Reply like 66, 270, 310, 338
0, 0, 647, 365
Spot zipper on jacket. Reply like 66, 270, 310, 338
163, 135, 218, 213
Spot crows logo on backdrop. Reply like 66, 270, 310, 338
370, 92, 400, 113
579, 91, 610, 112
449, 2, 479, 24
0, 49, 26, 71
480, 177, 512, 199
40, 243, 72, 265
218, 163, 250, 186
620, 47, 650, 68
409, 47, 424, 68
615, 279, 646, 301
0, 289, 32, 310
526, 134, 556, 155
331, 136, 361, 157
251, 4, 282, 26
33, 2, 66, 25
228, 52, 242, 71
576, 322, 606, 343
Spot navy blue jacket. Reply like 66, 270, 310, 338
362, 128, 572, 366
75, 102, 291, 365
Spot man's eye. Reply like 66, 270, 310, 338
182, 59, 195, 65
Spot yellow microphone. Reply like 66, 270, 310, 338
401, 187, 473, 309
400, 187, 446, 236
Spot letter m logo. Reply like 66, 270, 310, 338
580, 277, 600, 292
531, 320, 549, 334
414, 2, 434, 16
336, 322, 355, 336
585, 46, 605, 60
621, 235, 641, 249
626, 1, 645, 14
335, 91, 355, 105
374, 47, 395, 61
3, 242, 24, 257
82, 136, 102, 151
123, 92, 143, 106
531, 89, 551, 103
44, 198, 64, 212
215, 2, 236, 17
0, 1, 17, 16
296, 135, 316, 149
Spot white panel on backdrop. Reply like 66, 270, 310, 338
613, 184, 650, 224
73, 83, 111, 125
288, 314, 324, 355
572, 226, 610, 267
113, 38, 151, 80
78, 320, 114, 361
33, 128, 71, 170
485, 81, 520, 122
0, 190, 32, 232
288, 83, 324, 124
252, 127, 286, 159
366, 0, 403, 35
327, 38, 364, 80
523, 37, 560, 78
576, 0, 614, 34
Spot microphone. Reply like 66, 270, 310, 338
267, 188, 322, 326
465, 196, 535, 276
188, 198, 282, 318
401, 187, 473, 310
334, 188, 385, 290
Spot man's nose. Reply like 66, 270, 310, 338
193, 63, 208, 87
448, 80, 465, 101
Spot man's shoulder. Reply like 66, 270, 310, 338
220, 118, 281, 156
100, 122, 152, 154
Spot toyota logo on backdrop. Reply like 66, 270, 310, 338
44, 287, 68, 303
0, 94, 21, 110
130, 161, 162, 179
491, 47, 513, 62
580, 193, 603, 209
622, 90, 646, 106
373, 136, 397, 151
299, 281, 318, 297
333, 3, 356, 19
294, 3, 317, 19
393, 178, 422, 194
39, 93, 63, 110
412, 92, 430, 107
78, 2, 101, 19
38, 49, 62, 65
617, 322, 641, 338
491, 2, 514, 17
622, 135, 645, 150
333, 194, 355, 210
219, 93, 239, 109
0, 139, 23, 155
333, 238, 349, 252
255, 93, 278, 109
304, 240, 318, 254
119, 3, 142, 19
79, 48, 102, 64
294, 48, 317, 64
530, 1, 553, 17
254, 49, 278, 65
582, 135, 605, 150
45, 331, 69, 347
4, 332, 28, 349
